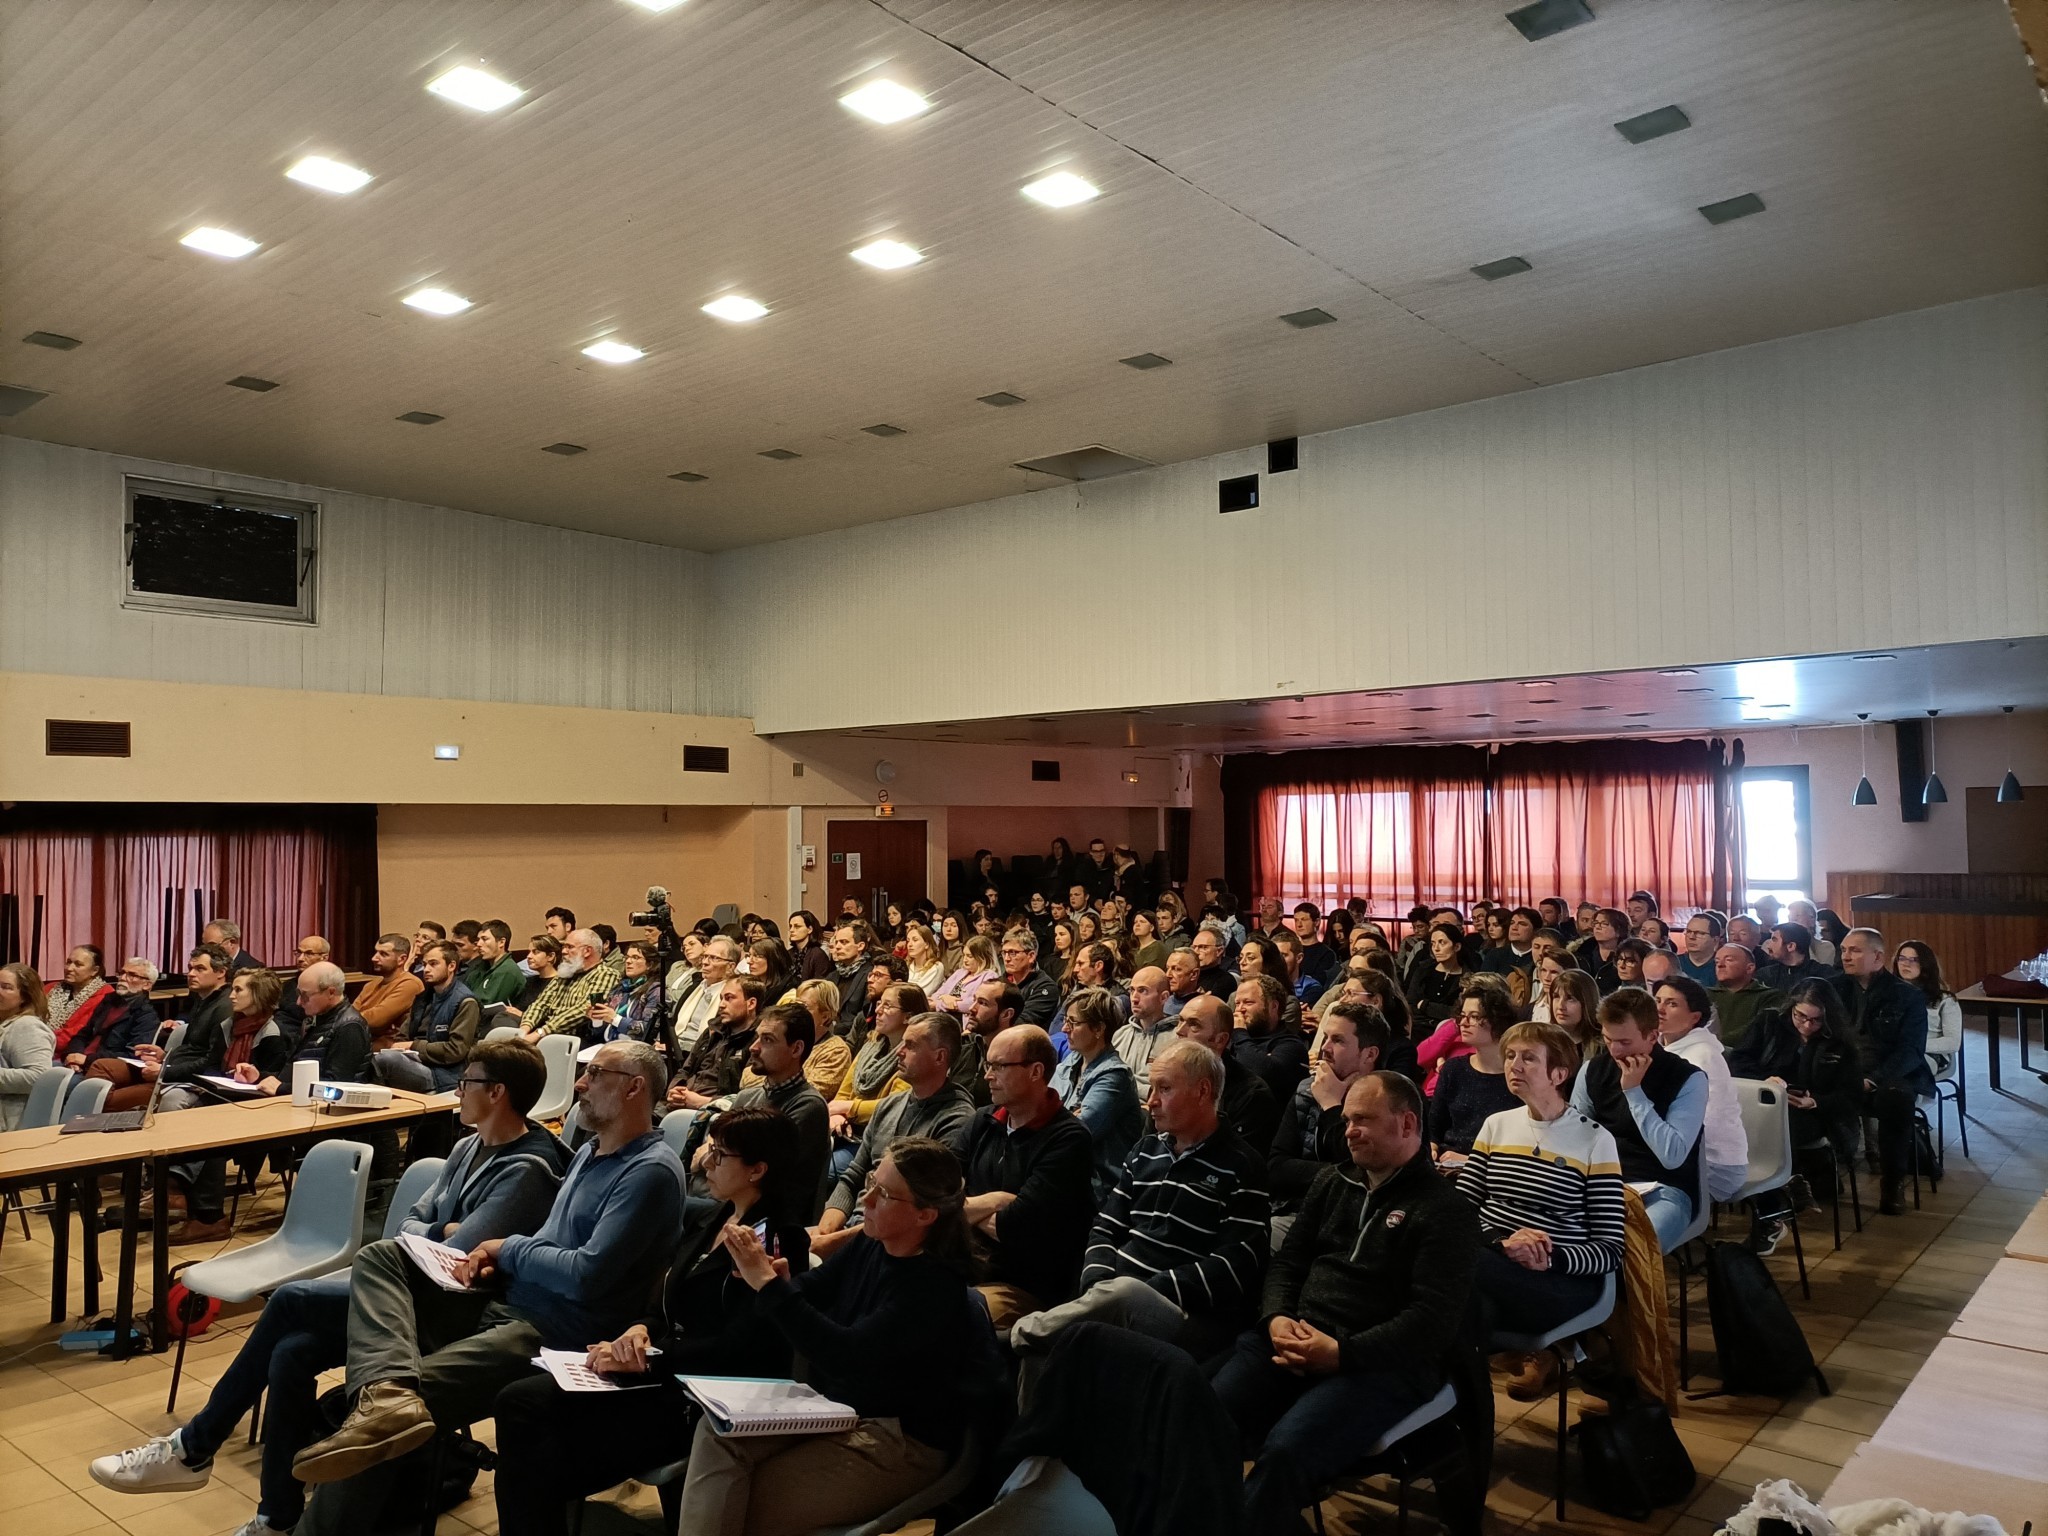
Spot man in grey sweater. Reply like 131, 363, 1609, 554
89, 1039, 568, 1536
810, 1012, 975, 1258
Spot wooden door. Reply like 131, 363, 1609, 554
826, 820, 927, 924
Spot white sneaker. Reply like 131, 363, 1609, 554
231, 1518, 289, 1536
88, 1431, 213, 1493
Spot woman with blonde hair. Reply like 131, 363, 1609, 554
901, 923, 945, 996
0, 962, 54, 1131
928, 934, 998, 1017
789, 979, 855, 1097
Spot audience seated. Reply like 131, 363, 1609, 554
958, 978, 1023, 1102
998, 926, 1060, 1027
827, 920, 882, 1038
202, 918, 262, 975
1112, 965, 1178, 1101
667, 975, 762, 1115
1406, 920, 1470, 1028
1894, 939, 1962, 1089
824, 979, 912, 1150
1049, 986, 1145, 1200
489, 1104, 811, 1536
1457, 1021, 1626, 1400
1788, 900, 1837, 967
814, 1013, 976, 1252
590, 939, 668, 1052
950, 1024, 1099, 1329
288, 1041, 683, 1530
1427, 980, 1521, 1166
373, 940, 478, 1093
516, 928, 624, 1044
691, 1002, 830, 1214
91, 1040, 566, 1532
1759, 921, 1835, 989
462, 920, 525, 1006
1232, 973, 1311, 1099
1176, 993, 1282, 1154
1010, 1039, 1268, 1376
1570, 987, 1706, 1250
57, 952, 159, 1072
673, 1138, 1000, 1536
1213, 1071, 1480, 1536
0, 961, 55, 1131
352, 933, 425, 1048
663, 933, 736, 1052
1831, 927, 1933, 1213
1708, 941, 1783, 1051
509, 933, 560, 1015
1727, 979, 1863, 1254
1479, 906, 1540, 975
1269, 1000, 1387, 1211
46, 946, 111, 1055
1676, 910, 1725, 986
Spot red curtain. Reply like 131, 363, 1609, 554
1227, 739, 1741, 919
0, 805, 376, 979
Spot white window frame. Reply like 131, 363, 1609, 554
122, 475, 319, 626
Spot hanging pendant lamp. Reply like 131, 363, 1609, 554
1852, 713, 1878, 806
1998, 705, 2025, 803
1922, 709, 1947, 805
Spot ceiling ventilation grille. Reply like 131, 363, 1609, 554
683, 744, 731, 773
46, 719, 131, 757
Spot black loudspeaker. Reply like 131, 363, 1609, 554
1167, 807, 1192, 884
1891, 718, 1928, 824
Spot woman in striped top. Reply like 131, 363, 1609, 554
1456, 1019, 1626, 1401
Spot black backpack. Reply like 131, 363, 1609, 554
1574, 1383, 1695, 1520
1703, 1240, 1828, 1396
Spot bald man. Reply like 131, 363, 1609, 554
1112, 966, 1177, 1101
291, 961, 374, 1086
1176, 993, 1281, 1155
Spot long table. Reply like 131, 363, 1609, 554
0, 1089, 456, 1356
1953, 982, 2047, 1092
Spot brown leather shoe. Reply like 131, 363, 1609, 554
291, 1382, 437, 1485
1506, 1350, 1560, 1401
169, 1217, 233, 1245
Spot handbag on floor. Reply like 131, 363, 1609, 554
1573, 1381, 1695, 1520
1702, 1241, 1827, 1397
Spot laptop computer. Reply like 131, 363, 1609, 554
61, 1074, 163, 1134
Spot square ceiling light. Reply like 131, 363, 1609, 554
1507, 0, 1594, 42
1021, 171, 1099, 208
862, 423, 906, 437
225, 375, 279, 391
427, 65, 523, 112
22, 331, 81, 350
624, 0, 690, 11
1699, 192, 1765, 225
396, 411, 444, 425
285, 155, 373, 193
759, 448, 800, 461
1614, 105, 1690, 144
1119, 352, 1172, 370
582, 340, 645, 363
181, 227, 259, 258
977, 391, 1025, 407
1279, 307, 1336, 328
850, 238, 922, 270
668, 470, 708, 482
542, 442, 587, 455
0, 384, 50, 416
1471, 255, 1531, 280
702, 295, 768, 322
404, 287, 472, 315
839, 79, 929, 124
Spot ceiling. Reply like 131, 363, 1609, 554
3, 0, 2045, 551
805, 637, 2048, 753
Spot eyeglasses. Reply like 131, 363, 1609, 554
860, 1175, 912, 1207
580, 1064, 637, 1083
1790, 1009, 1826, 1026
702, 1145, 734, 1170
456, 1075, 499, 1091
983, 1059, 1030, 1074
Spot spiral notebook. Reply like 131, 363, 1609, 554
679, 1376, 858, 1437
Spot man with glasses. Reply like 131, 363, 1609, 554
1677, 911, 1725, 987
1189, 924, 1237, 1001
91, 1040, 567, 1535
290, 1040, 683, 1509
65, 956, 161, 1075
948, 1024, 1098, 1331
999, 928, 1060, 1027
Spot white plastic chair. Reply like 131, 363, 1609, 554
660, 1109, 696, 1159
1664, 1160, 1713, 1388
484, 1024, 523, 1043
381, 1156, 448, 1241
3, 1068, 81, 1239
1491, 1272, 1618, 1519
64, 1075, 111, 1118
527, 1034, 578, 1122
159, 1021, 189, 1060
1732, 1079, 1808, 1297
166, 1137, 375, 1412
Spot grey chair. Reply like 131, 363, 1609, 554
64, 1075, 111, 1118
1731, 1079, 1809, 1296
1490, 1272, 1618, 1519
1308, 1382, 1463, 1536
381, 1157, 448, 1241
527, 1034, 579, 1122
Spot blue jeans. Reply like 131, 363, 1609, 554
1640, 1183, 1694, 1251
1212, 1329, 1425, 1536
182, 1274, 349, 1528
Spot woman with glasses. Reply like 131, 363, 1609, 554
1726, 981, 1862, 1255
672, 1137, 995, 1536
490, 1105, 811, 1536
590, 942, 668, 1055
1892, 940, 1962, 1088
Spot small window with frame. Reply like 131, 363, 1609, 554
122, 476, 318, 625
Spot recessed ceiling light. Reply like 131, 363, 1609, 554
978, 391, 1025, 407
581, 339, 645, 363
1411, 706, 1442, 713
1471, 256, 1531, 281
1021, 170, 1099, 208
1513, 719, 1540, 725
1658, 668, 1698, 676
1614, 105, 1690, 144
1468, 713, 1495, 719
1279, 307, 1337, 328
702, 295, 768, 323
1520, 680, 1557, 688
1677, 686, 1714, 693
404, 287, 472, 315
22, 331, 81, 350
1119, 352, 1172, 370
861, 423, 907, 438
1507, 0, 1594, 42
225, 375, 279, 391
542, 442, 586, 455
1854, 654, 1897, 662
396, 411, 444, 425
181, 227, 259, 259
839, 79, 930, 124
433, 744, 462, 760
1699, 192, 1765, 226
1624, 712, 1653, 718
667, 471, 707, 482
1722, 695, 1752, 702
1581, 705, 1611, 712
849, 238, 922, 270
759, 448, 800, 461
285, 155, 373, 193
1524, 697, 1556, 704
624, 0, 689, 11
427, 65, 523, 113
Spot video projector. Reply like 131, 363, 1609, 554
315, 1082, 394, 1110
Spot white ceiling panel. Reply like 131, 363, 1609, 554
2, 0, 2043, 550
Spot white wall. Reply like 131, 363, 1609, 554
0, 436, 714, 716
1741, 711, 2048, 884
719, 289, 2048, 734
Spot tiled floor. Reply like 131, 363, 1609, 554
1, 1030, 2042, 1536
